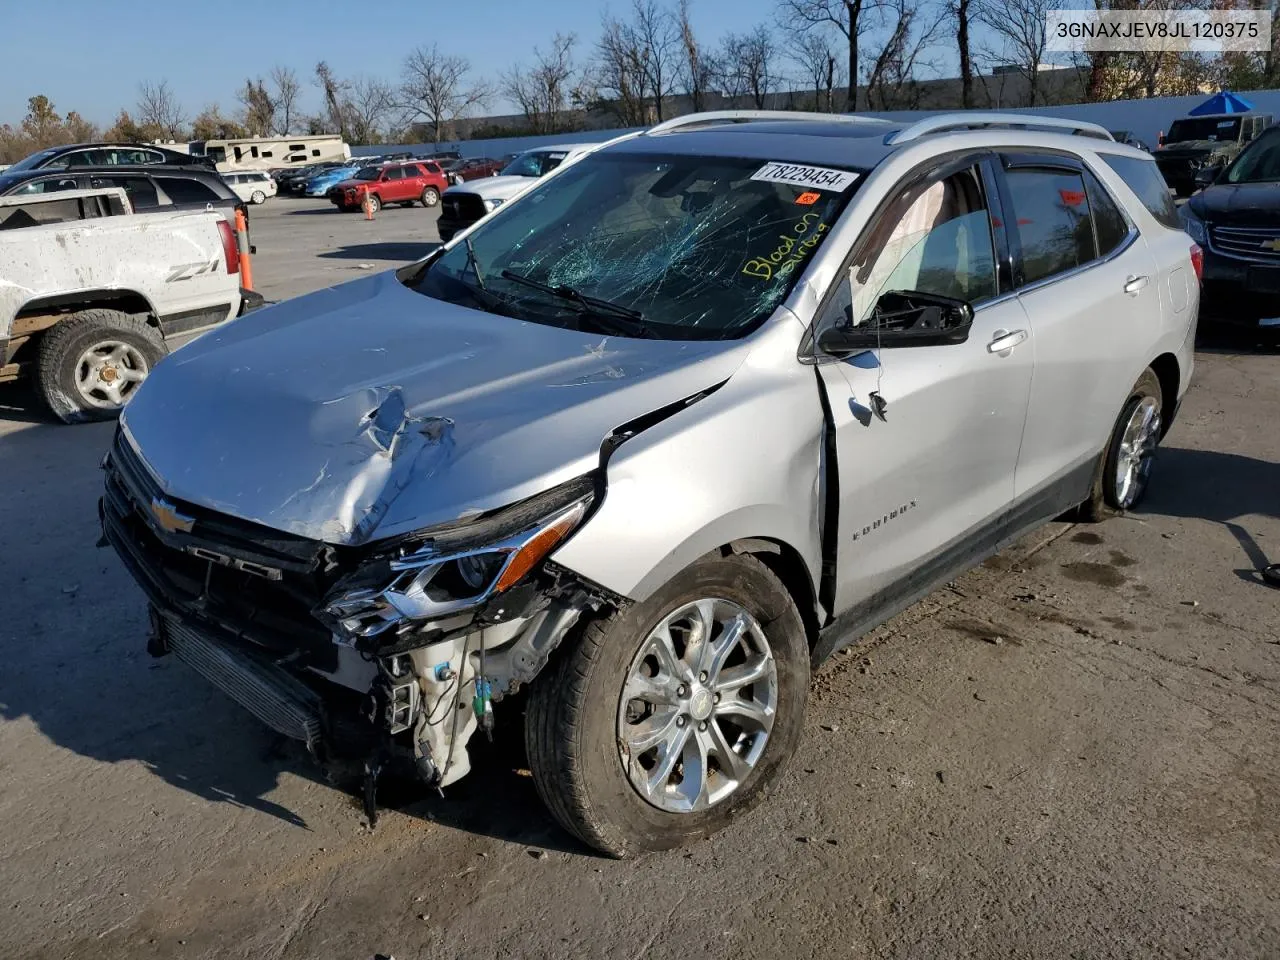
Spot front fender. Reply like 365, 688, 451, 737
552, 318, 825, 607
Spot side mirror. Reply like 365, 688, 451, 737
1194, 166, 1217, 189
817, 291, 975, 358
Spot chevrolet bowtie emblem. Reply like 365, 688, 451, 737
1261, 238, 1280, 252
149, 497, 195, 534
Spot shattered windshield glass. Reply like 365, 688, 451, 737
413, 152, 861, 340
354, 167, 381, 181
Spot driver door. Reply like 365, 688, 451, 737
815, 157, 1035, 614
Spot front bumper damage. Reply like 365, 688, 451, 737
99, 428, 621, 823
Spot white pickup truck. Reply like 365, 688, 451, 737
0, 188, 256, 423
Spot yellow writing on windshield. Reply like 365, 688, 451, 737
742, 212, 829, 281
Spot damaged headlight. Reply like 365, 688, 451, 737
320, 476, 594, 640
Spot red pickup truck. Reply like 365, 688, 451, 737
330, 161, 449, 213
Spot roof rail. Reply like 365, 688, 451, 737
647, 110, 894, 135
886, 112, 1115, 145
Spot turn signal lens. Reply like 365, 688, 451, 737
493, 501, 588, 593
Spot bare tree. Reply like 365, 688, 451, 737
315, 61, 350, 139
400, 45, 490, 143
503, 33, 579, 134
864, 0, 944, 109
238, 79, 275, 135
676, 0, 717, 112
781, 0, 884, 111
788, 31, 842, 110
136, 80, 187, 139
722, 26, 780, 109
346, 76, 396, 143
974, 0, 1054, 106
595, 0, 679, 123
594, 15, 652, 124
270, 65, 302, 134
950, 0, 975, 107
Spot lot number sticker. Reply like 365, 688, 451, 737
751, 161, 859, 192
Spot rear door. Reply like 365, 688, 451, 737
996, 153, 1164, 502
89, 173, 160, 210
815, 155, 1035, 612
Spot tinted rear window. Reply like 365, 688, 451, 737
1006, 168, 1096, 285
155, 177, 223, 204
1100, 154, 1180, 229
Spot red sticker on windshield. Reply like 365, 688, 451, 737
795, 191, 820, 205
1060, 189, 1086, 207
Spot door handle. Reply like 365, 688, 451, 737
1124, 275, 1149, 295
987, 329, 1027, 355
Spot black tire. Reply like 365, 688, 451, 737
250, 190, 266, 204
420, 187, 440, 208
34, 308, 167, 424
366, 194, 381, 214
525, 553, 809, 858
1077, 368, 1163, 522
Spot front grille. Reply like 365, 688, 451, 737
1209, 224, 1280, 263
164, 615, 325, 749
102, 430, 343, 668
442, 193, 486, 223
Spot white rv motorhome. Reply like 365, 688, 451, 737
188, 135, 350, 172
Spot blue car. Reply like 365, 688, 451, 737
304, 162, 371, 197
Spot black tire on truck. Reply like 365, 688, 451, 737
34, 308, 167, 424
525, 552, 809, 858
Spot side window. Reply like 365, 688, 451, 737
1100, 154, 1180, 228
826, 166, 999, 328
154, 177, 221, 204
384, 166, 403, 180
1005, 168, 1096, 286
13, 177, 79, 195
1085, 169, 1130, 257
93, 176, 160, 208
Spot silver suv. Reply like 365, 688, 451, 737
101, 111, 1199, 857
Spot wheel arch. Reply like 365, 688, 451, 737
721, 538, 821, 650
1147, 352, 1180, 439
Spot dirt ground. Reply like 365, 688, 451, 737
1, 199, 1278, 960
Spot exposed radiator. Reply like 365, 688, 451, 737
163, 617, 324, 751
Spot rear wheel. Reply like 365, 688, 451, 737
525, 553, 809, 857
1078, 368, 1163, 521
250, 190, 266, 204
420, 187, 440, 207
35, 309, 167, 424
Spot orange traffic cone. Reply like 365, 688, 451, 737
363, 191, 375, 220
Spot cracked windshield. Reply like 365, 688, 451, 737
412, 152, 861, 339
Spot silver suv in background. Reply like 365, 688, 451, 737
102, 111, 1198, 856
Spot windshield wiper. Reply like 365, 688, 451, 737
499, 269, 653, 337
464, 237, 487, 290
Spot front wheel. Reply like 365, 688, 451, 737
365, 193, 381, 214
525, 553, 809, 857
1078, 368, 1164, 521
420, 187, 440, 207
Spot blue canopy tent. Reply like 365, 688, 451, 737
1189, 91, 1256, 116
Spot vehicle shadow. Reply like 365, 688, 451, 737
1139, 445, 1280, 586
0, 381, 58, 425
319, 242, 442, 262
0, 416, 583, 851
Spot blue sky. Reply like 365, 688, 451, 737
1, 0, 972, 128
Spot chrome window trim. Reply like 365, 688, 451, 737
1014, 227, 1139, 298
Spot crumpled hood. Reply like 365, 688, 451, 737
1188, 182, 1280, 226
121, 271, 747, 546
446, 175, 536, 202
